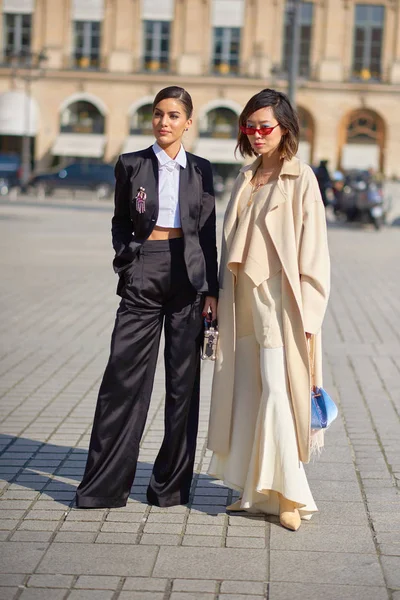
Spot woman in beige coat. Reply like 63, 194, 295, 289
207, 89, 330, 531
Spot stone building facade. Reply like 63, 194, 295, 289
0, 0, 399, 178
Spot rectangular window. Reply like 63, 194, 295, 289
143, 20, 170, 72
73, 21, 101, 69
283, 2, 314, 78
212, 27, 241, 75
352, 4, 384, 80
3, 13, 32, 64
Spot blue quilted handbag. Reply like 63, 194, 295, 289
309, 337, 338, 430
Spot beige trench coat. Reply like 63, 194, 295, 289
207, 156, 330, 464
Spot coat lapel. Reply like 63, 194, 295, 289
148, 148, 160, 220
131, 147, 159, 222
218, 178, 242, 288
264, 157, 303, 315
223, 156, 262, 242
179, 155, 201, 229
221, 156, 301, 293
223, 154, 289, 240
219, 163, 255, 288
223, 175, 246, 240
178, 158, 190, 226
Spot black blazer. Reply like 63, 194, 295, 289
111, 146, 219, 298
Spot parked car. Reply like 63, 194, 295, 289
0, 152, 22, 195
29, 162, 115, 199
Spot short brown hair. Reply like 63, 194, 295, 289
152, 86, 193, 119
236, 89, 299, 160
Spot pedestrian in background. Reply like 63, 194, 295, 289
315, 159, 333, 207
76, 86, 218, 509
207, 89, 330, 531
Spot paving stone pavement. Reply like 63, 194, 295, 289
0, 196, 399, 600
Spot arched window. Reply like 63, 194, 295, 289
200, 107, 238, 139
341, 109, 385, 172
130, 104, 153, 135
60, 101, 105, 134
346, 110, 380, 145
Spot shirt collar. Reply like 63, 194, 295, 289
152, 142, 187, 169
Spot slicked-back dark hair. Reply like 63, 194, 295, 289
236, 89, 299, 160
152, 86, 193, 119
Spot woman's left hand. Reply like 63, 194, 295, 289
203, 296, 218, 321
305, 332, 312, 340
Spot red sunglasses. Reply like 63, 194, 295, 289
240, 124, 280, 136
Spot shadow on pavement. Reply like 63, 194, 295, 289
390, 216, 400, 227
0, 434, 220, 514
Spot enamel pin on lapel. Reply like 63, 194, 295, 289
135, 187, 146, 213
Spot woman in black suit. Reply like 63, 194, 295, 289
76, 86, 218, 509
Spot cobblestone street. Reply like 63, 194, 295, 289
0, 197, 399, 600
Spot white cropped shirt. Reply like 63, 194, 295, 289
152, 142, 187, 228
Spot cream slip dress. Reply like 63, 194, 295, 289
208, 178, 317, 519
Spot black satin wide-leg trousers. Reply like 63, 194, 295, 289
76, 238, 203, 509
